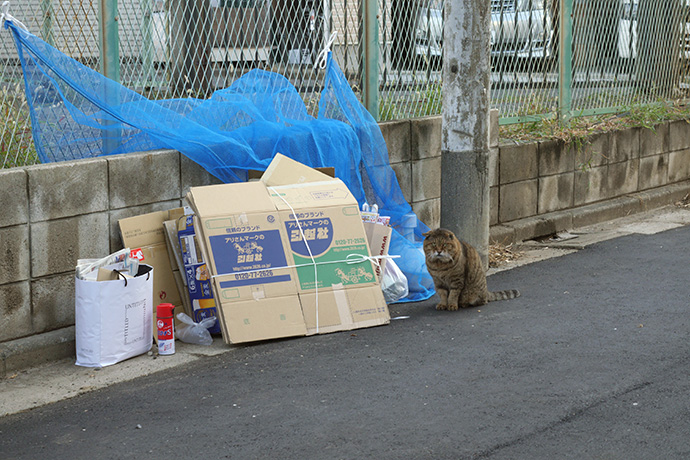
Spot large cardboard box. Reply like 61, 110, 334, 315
119, 208, 187, 339
186, 154, 389, 344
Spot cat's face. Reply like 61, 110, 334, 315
423, 228, 460, 264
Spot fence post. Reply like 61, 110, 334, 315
98, 0, 120, 84
362, 0, 380, 121
98, 0, 121, 154
140, 0, 154, 86
441, 0, 491, 268
558, 0, 572, 121
40, 0, 55, 47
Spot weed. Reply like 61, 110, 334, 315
1, 84, 39, 169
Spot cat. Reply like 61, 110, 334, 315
423, 228, 520, 311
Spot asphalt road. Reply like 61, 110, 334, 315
1, 226, 689, 460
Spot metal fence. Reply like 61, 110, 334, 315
2, 0, 690, 168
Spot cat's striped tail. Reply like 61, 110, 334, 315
488, 289, 520, 302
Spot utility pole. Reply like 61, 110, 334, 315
441, 0, 491, 268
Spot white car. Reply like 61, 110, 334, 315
618, 0, 690, 63
414, 0, 554, 68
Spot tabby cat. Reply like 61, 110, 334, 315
423, 228, 520, 310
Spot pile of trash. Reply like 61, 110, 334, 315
76, 155, 409, 367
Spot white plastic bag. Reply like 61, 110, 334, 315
176, 313, 216, 346
381, 258, 409, 303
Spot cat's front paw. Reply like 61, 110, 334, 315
447, 304, 459, 311
436, 303, 448, 311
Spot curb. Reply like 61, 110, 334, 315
490, 180, 690, 245
1, 327, 75, 378
3, 180, 689, 378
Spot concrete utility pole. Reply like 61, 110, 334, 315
441, 0, 491, 267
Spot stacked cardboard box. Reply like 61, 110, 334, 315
185, 154, 390, 344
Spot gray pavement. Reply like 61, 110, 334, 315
1, 205, 689, 459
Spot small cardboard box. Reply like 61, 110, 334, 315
363, 221, 392, 279
119, 208, 186, 339
186, 153, 389, 344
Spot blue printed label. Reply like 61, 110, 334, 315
209, 229, 290, 287
284, 218, 333, 257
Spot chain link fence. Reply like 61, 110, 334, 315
2, 0, 690, 168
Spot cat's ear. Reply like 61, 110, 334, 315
422, 231, 431, 237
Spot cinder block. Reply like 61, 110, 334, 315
538, 173, 574, 214
0, 282, 31, 342
578, 131, 613, 169
0, 225, 29, 285
539, 139, 575, 176
30, 213, 110, 278
108, 150, 180, 208
669, 119, 690, 151
498, 179, 538, 222
489, 147, 499, 187
389, 162, 413, 204
574, 165, 609, 206
410, 115, 442, 160
109, 200, 182, 252
499, 142, 538, 184
412, 157, 442, 202
639, 123, 669, 157
638, 154, 669, 190
412, 198, 440, 229
668, 148, 690, 182
0, 168, 28, 228
379, 120, 411, 163
181, 154, 223, 197
31, 273, 75, 333
28, 158, 108, 223
608, 159, 639, 195
490, 186, 499, 225
611, 128, 640, 163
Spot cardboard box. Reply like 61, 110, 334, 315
176, 215, 222, 335
163, 219, 193, 318
363, 221, 392, 279
247, 166, 335, 182
119, 208, 187, 339
186, 153, 389, 344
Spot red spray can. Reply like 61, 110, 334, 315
156, 303, 175, 355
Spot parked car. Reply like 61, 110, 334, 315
490, 0, 554, 61
618, 0, 690, 65
413, 0, 554, 69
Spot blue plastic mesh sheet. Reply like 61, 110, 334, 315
4, 20, 434, 302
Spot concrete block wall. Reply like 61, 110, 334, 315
0, 150, 221, 344
2, 116, 690, 346
380, 116, 690, 242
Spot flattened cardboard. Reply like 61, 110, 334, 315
163, 219, 192, 318
299, 284, 389, 335
187, 154, 390, 345
194, 210, 298, 303
119, 208, 186, 339
248, 166, 335, 182
215, 295, 307, 344
278, 207, 377, 294
177, 215, 221, 334
260, 153, 335, 186
363, 222, 392, 279
188, 181, 275, 216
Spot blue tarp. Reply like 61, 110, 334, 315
4, 20, 434, 302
